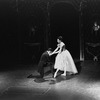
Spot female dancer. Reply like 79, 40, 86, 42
50, 36, 78, 78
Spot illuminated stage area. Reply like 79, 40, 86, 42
0, 0, 100, 100
0, 61, 100, 100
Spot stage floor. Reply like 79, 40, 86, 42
0, 60, 100, 100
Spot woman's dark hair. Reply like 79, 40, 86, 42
57, 36, 63, 41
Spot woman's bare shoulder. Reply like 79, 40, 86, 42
61, 42, 65, 46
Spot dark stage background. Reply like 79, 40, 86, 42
50, 2, 79, 59
1, 0, 100, 68
0, 0, 47, 66
0, 0, 80, 67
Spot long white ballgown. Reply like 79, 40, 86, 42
54, 42, 78, 74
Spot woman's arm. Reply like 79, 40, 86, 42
55, 43, 65, 54
56, 45, 62, 53
53, 46, 59, 53
49, 46, 59, 56
51, 45, 63, 55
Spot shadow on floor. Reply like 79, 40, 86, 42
77, 60, 100, 82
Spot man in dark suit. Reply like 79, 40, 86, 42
27, 48, 54, 82
37, 48, 53, 78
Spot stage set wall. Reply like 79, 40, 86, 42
1, 0, 100, 66
49, 1, 80, 60
0, 0, 48, 66
81, 0, 100, 61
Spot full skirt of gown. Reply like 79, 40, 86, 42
54, 50, 78, 74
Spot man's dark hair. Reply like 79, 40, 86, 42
47, 48, 52, 51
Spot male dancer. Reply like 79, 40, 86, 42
37, 48, 53, 78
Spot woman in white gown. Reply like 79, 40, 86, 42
50, 36, 78, 78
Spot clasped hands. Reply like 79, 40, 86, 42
48, 51, 59, 56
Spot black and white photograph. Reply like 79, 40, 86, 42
0, 0, 100, 100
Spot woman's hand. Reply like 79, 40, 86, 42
49, 52, 54, 56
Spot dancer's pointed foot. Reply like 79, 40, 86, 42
54, 73, 57, 78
